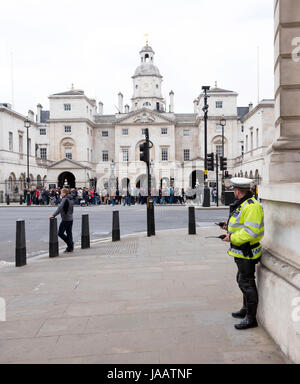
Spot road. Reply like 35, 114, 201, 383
0, 205, 229, 262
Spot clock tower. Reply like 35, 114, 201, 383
131, 44, 165, 112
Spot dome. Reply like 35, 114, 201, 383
133, 63, 162, 77
139, 45, 155, 54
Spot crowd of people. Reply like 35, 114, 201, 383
21, 185, 212, 206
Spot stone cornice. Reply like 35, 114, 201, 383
49, 118, 95, 127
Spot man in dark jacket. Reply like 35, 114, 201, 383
50, 188, 74, 253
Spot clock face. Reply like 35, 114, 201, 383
143, 82, 150, 91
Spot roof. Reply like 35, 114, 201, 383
175, 113, 197, 124
140, 45, 155, 54
237, 107, 249, 120
133, 63, 162, 78
94, 115, 116, 125
52, 89, 85, 96
207, 87, 235, 94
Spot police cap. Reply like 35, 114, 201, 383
230, 177, 253, 189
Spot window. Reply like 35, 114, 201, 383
216, 101, 223, 109
156, 84, 159, 89
183, 129, 190, 136
65, 147, 72, 160
241, 125, 244, 133
19, 135, 23, 154
64, 104, 71, 111
216, 124, 222, 133
246, 135, 248, 152
161, 128, 168, 135
65, 126, 71, 133
142, 128, 147, 136
161, 148, 168, 161
256, 128, 259, 147
251, 132, 253, 151
184, 149, 190, 161
216, 145, 223, 158
122, 149, 129, 162
143, 102, 151, 107
102, 151, 109, 162
40, 148, 47, 159
136, 85, 138, 89
40, 128, 46, 136
122, 129, 128, 136
241, 145, 244, 156
9, 132, 13, 151
102, 131, 108, 137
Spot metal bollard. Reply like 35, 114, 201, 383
6, 194, 10, 206
149, 201, 155, 236
49, 218, 59, 258
112, 211, 120, 242
15, 220, 26, 267
188, 206, 196, 235
81, 214, 90, 249
20, 195, 23, 205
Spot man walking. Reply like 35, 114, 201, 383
222, 177, 264, 330
50, 188, 74, 253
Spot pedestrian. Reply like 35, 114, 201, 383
221, 177, 264, 330
50, 188, 74, 253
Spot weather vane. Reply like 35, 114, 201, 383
145, 33, 149, 45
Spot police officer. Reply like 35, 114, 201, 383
222, 177, 264, 330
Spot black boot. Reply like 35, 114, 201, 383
232, 307, 247, 319
234, 315, 258, 330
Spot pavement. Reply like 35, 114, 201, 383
0, 227, 290, 364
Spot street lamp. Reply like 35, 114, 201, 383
24, 118, 31, 206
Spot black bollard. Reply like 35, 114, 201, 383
49, 218, 59, 258
81, 214, 90, 249
188, 206, 196, 235
20, 195, 23, 205
6, 194, 10, 206
149, 201, 155, 236
112, 211, 120, 242
15, 220, 26, 267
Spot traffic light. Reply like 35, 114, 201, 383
207, 153, 214, 171
220, 156, 227, 171
140, 142, 149, 163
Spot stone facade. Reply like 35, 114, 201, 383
0, 43, 275, 199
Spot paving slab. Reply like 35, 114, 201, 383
0, 228, 290, 364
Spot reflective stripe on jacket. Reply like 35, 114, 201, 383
228, 197, 264, 260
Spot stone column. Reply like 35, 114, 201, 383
258, 0, 300, 363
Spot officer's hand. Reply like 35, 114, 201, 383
222, 223, 227, 230
49, 216, 54, 219
222, 234, 231, 242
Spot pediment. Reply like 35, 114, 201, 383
116, 108, 175, 125
48, 158, 91, 170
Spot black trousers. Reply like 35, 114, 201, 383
58, 221, 73, 250
235, 257, 260, 318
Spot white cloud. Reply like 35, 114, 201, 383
0, 0, 274, 115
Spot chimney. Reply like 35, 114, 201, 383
37, 104, 43, 124
98, 101, 103, 115
28, 110, 35, 122
193, 99, 199, 114
249, 102, 253, 111
169, 91, 174, 113
118, 92, 123, 113
125, 104, 130, 113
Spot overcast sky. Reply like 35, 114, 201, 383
0, 0, 274, 116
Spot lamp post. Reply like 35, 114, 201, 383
219, 116, 226, 180
24, 119, 31, 206
202, 86, 210, 207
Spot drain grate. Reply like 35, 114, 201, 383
96, 238, 138, 257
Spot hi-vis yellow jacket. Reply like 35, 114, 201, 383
228, 197, 264, 260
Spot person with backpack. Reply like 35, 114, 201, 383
50, 188, 74, 253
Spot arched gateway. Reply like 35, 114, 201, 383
58, 172, 76, 188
